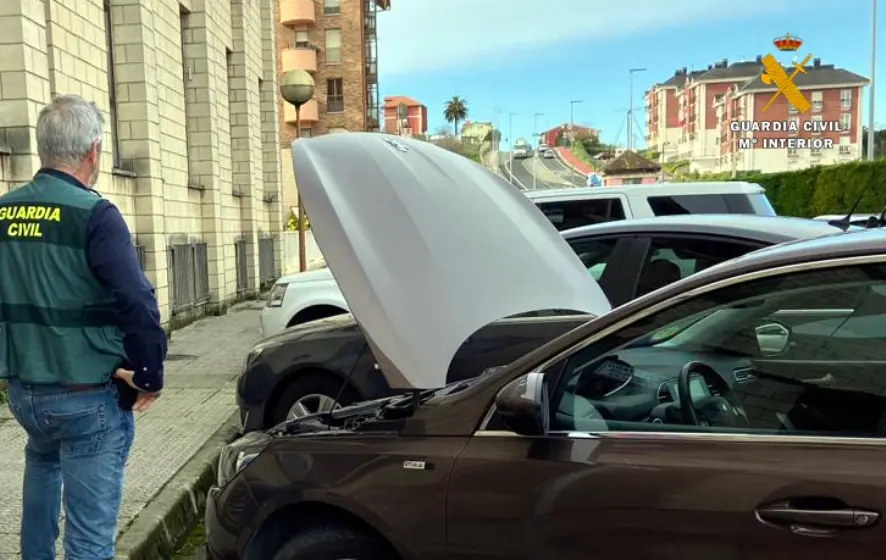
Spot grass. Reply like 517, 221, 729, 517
172, 522, 205, 558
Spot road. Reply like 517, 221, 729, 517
498, 151, 587, 190
539, 153, 587, 187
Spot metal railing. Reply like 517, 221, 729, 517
234, 238, 248, 294
258, 236, 277, 289
167, 241, 210, 314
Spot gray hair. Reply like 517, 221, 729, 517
36, 94, 104, 168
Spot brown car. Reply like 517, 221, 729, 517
206, 134, 886, 559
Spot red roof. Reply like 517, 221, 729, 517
383, 95, 423, 107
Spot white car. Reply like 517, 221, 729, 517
261, 176, 776, 338
512, 146, 529, 159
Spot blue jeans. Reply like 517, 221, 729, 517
6, 379, 134, 560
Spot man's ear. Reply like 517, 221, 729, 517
89, 140, 102, 165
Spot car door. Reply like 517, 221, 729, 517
447, 260, 886, 560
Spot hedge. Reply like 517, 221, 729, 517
679, 160, 886, 218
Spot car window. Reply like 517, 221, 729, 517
566, 237, 618, 281
647, 194, 776, 216
536, 199, 626, 231
636, 237, 756, 297
549, 262, 886, 439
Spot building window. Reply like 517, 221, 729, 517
326, 78, 344, 113
840, 112, 851, 131
810, 114, 823, 134
839, 135, 851, 155
294, 29, 309, 48
789, 114, 799, 133
299, 127, 312, 138
103, 0, 120, 167
841, 88, 852, 109
323, 0, 340, 15
788, 148, 798, 157
325, 29, 341, 64
811, 90, 823, 112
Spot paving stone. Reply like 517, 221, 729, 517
0, 302, 264, 557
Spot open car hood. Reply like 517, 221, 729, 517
291, 133, 611, 389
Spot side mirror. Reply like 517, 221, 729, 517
494, 372, 548, 436
755, 322, 791, 355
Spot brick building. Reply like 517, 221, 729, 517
645, 57, 868, 174
277, 0, 391, 212
539, 124, 598, 148
382, 95, 427, 137
0, 0, 283, 326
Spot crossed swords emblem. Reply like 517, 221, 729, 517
760, 52, 813, 113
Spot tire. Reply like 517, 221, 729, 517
272, 525, 391, 560
271, 373, 358, 426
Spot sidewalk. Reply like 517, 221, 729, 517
0, 301, 265, 558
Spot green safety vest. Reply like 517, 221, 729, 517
0, 172, 125, 385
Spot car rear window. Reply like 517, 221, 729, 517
648, 193, 776, 216
536, 199, 627, 231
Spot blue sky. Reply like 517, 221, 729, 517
377, 0, 880, 149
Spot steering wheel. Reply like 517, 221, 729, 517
678, 361, 749, 428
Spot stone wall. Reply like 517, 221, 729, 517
0, 0, 283, 326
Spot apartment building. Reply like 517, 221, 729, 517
0, 0, 283, 326
646, 57, 868, 174
277, 0, 391, 211
382, 95, 427, 136
717, 60, 868, 174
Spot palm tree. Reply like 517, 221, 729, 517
444, 96, 468, 135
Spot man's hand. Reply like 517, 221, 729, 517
113, 368, 161, 412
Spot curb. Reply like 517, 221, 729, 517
115, 411, 241, 560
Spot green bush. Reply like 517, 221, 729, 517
570, 141, 597, 171
680, 160, 886, 217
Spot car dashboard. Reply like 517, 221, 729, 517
554, 348, 754, 430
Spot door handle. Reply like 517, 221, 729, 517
756, 500, 879, 537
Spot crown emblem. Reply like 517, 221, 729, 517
773, 33, 803, 52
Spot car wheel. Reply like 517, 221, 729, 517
272, 525, 391, 560
272, 373, 359, 426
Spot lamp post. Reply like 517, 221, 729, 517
533, 112, 543, 190
628, 68, 647, 151
280, 69, 316, 273
868, 0, 877, 160
492, 106, 501, 170
508, 112, 518, 185
569, 100, 583, 146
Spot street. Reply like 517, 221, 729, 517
498, 150, 584, 190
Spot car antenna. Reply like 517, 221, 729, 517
874, 199, 886, 228
829, 184, 871, 232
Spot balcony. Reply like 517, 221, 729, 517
280, 0, 315, 26
284, 99, 318, 124
282, 47, 316, 73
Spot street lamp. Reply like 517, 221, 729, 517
508, 112, 518, 185
628, 68, 647, 151
492, 106, 501, 170
280, 69, 315, 273
533, 112, 543, 190
569, 100, 583, 146
868, 0, 877, 160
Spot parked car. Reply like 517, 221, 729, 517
207, 132, 886, 559
241, 214, 851, 431
261, 182, 777, 337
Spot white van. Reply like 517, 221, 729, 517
525, 182, 775, 230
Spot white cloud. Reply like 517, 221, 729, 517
377, 0, 795, 76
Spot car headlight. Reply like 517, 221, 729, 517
266, 283, 289, 307
217, 431, 271, 487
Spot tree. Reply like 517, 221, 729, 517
576, 132, 614, 158
443, 96, 468, 135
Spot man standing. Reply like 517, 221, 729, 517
0, 95, 167, 559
